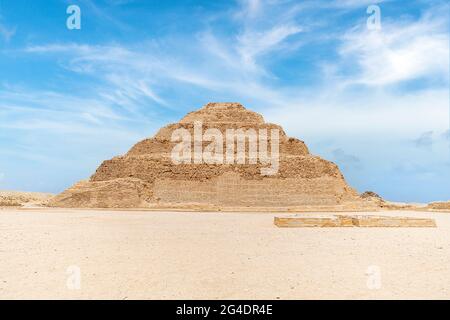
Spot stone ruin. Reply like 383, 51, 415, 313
49, 102, 379, 210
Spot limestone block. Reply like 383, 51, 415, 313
274, 215, 437, 228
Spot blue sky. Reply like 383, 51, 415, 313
0, 0, 449, 203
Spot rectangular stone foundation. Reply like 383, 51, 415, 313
274, 215, 437, 228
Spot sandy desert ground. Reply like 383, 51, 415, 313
0, 208, 449, 299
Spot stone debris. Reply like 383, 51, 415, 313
427, 201, 450, 210
0, 191, 54, 207
274, 214, 437, 228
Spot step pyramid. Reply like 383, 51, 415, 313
49, 103, 374, 210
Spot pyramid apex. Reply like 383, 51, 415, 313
203, 102, 245, 110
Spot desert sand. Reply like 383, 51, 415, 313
1, 208, 449, 299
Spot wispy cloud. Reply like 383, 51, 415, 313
234, 0, 262, 19
0, 22, 15, 42
332, 148, 362, 169
237, 24, 302, 71
336, 5, 449, 86
232, 0, 304, 73
0, 84, 157, 144
18, 1, 450, 136
333, 0, 387, 8
413, 131, 434, 148
25, 43, 170, 111
79, 0, 132, 31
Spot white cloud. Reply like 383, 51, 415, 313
19, 2, 448, 141
333, 0, 387, 8
0, 86, 125, 121
235, 0, 262, 19
332, 148, 362, 169
25, 43, 169, 111
104, 74, 168, 107
0, 84, 157, 146
264, 88, 449, 140
337, 7, 449, 86
228, 0, 304, 73
23, 40, 285, 107
16, 2, 450, 128
0, 22, 15, 42
237, 24, 302, 70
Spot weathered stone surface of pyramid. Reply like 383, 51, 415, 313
49, 102, 372, 210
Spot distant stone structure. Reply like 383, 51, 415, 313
49, 102, 376, 210
0, 191, 53, 207
427, 201, 450, 210
274, 214, 437, 228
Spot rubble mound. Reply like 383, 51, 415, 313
427, 201, 450, 210
49, 102, 375, 210
0, 191, 54, 207
360, 191, 383, 200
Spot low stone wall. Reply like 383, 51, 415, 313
274, 214, 437, 227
